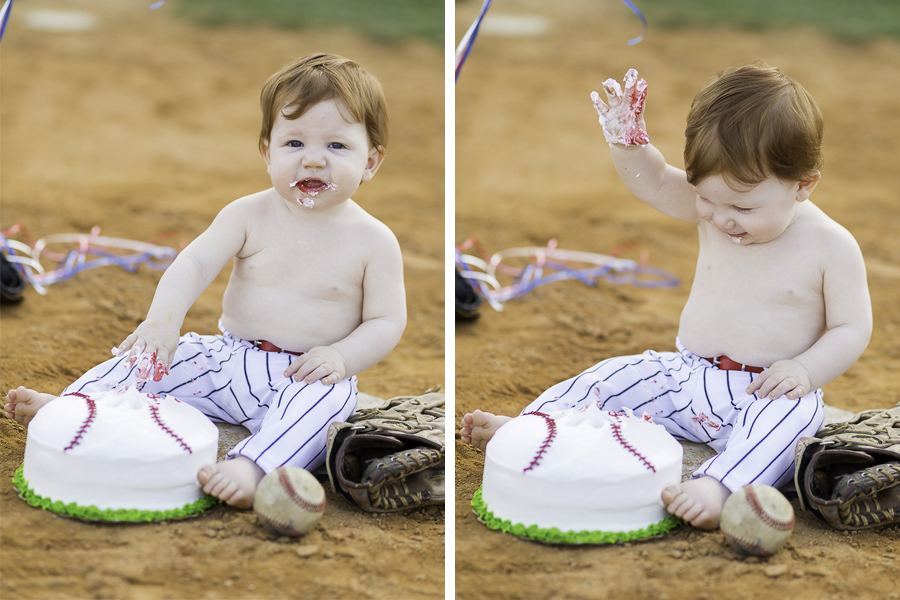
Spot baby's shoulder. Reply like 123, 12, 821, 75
797, 202, 860, 250
342, 203, 401, 248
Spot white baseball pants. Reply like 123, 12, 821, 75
520, 339, 824, 491
63, 326, 358, 474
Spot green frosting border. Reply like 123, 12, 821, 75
13, 465, 218, 523
472, 486, 683, 545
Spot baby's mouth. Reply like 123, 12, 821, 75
727, 232, 747, 244
289, 178, 337, 196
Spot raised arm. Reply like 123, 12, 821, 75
591, 70, 700, 223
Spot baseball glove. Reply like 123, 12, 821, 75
325, 390, 445, 512
793, 402, 900, 530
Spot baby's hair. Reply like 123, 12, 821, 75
258, 53, 389, 155
684, 61, 823, 189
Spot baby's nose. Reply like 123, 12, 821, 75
302, 150, 326, 168
715, 216, 736, 231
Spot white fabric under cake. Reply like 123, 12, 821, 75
482, 403, 682, 533
23, 387, 218, 512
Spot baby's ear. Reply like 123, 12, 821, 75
361, 146, 385, 183
795, 171, 820, 202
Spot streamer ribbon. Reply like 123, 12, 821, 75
456, 237, 679, 312
455, 0, 648, 83
1, 223, 179, 296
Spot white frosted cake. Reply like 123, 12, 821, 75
17, 386, 219, 520
478, 403, 683, 541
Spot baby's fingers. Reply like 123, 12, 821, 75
590, 91, 610, 117
602, 78, 623, 107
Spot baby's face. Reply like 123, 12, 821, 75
263, 98, 383, 211
693, 174, 815, 245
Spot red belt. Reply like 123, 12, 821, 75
253, 340, 304, 356
703, 355, 765, 374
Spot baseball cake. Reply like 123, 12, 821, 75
473, 402, 684, 544
14, 386, 219, 521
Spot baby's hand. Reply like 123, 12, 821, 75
746, 360, 812, 401
284, 346, 347, 386
112, 320, 180, 382
590, 68, 650, 146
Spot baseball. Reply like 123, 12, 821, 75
253, 467, 326, 537
720, 484, 795, 557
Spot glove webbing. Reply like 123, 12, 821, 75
836, 462, 900, 528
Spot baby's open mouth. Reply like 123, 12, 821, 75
289, 179, 337, 196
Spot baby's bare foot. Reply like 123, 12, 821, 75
662, 476, 731, 530
460, 409, 512, 452
197, 456, 265, 509
4, 387, 57, 427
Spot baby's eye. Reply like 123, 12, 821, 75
734, 206, 753, 214
288, 140, 303, 148
328, 142, 346, 150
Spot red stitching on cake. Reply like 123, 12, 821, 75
744, 486, 794, 531
609, 413, 656, 472
522, 411, 557, 473
148, 400, 193, 454
62, 392, 97, 452
277, 468, 326, 513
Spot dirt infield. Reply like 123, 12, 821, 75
0, 2, 443, 599
455, 1, 900, 599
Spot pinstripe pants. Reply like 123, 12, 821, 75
520, 339, 824, 491
63, 325, 358, 474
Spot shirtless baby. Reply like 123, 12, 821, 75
5, 53, 406, 509
461, 63, 872, 529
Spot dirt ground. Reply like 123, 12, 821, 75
0, 1, 444, 599
455, 1, 900, 599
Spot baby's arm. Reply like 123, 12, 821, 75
747, 228, 872, 399
115, 199, 250, 370
284, 225, 407, 385
591, 70, 699, 223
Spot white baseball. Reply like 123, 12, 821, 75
253, 467, 326, 537
720, 484, 794, 557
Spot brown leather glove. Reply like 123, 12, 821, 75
326, 391, 445, 512
794, 403, 900, 530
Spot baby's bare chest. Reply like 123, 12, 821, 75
691, 233, 825, 315
233, 228, 366, 298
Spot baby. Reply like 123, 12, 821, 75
5, 53, 407, 509
461, 63, 872, 529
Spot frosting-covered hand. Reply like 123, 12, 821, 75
590, 68, 649, 146
112, 320, 179, 383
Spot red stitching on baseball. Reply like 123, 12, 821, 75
277, 468, 326, 513
744, 486, 794, 531
148, 400, 193, 453
522, 411, 557, 473
256, 512, 306, 537
722, 529, 774, 557
62, 392, 97, 452
609, 413, 656, 472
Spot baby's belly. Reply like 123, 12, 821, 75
221, 286, 361, 352
678, 297, 824, 368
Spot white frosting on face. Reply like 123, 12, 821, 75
729, 235, 743, 244
288, 180, 338, 209
481, 402, 683, 533
22, 387, 219, 512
